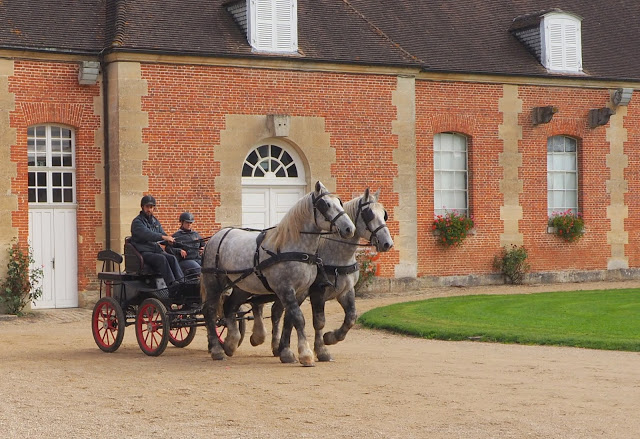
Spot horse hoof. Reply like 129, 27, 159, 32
300, 357, 315, 367
210, 352, 225, 361
250, 334, 265, 346
323, 332, 338, 345
316, 352, 334, 362
279, 349, 297, 364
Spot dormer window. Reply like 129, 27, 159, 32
247, 0, 297, 53
511, 9, 583, 74
542, 12, 582, 73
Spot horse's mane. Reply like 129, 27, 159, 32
263, 192, 313, 250
343, 197, 359, 225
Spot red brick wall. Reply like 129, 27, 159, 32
624, 97, 640, 266
416, 81, 504, 276
518, 86, 610, 271
9, 59, 640, 292
140, 65, 401, 276
9, 61, 102, 292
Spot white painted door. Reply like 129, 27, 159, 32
28, 208, 78, 309
242, 187, 305, 229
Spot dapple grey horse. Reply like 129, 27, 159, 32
200, 181, 355, 366
250, 188, 393, 361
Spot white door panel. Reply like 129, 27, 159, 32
242, 187, 305, 229
242, 189, 269, 229
29, 210, 55, 308
52, 209, 77, 308
273, 189, 305, 224
29, 208, 77, 309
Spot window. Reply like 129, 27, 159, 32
541, 13, 582, 73
247, 0, 297, 53
547, 135, 578, 216
28, 125, 75, 204
434, 133, 469, 216
242, 144, 299, 179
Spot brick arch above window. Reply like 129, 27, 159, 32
533, 117, 586, 140
429, 114, 477, 136
19, 103, 86, 128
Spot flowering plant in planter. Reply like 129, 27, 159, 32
432, 211, 475, 247
548, 210, 585, 242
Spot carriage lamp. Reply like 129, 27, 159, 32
588, 107, 614, 128
532, 106, 558, 126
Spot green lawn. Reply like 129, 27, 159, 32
358, 289, 640, 351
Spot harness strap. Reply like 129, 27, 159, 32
201, 250, 323, 291
321, 262, 360, 289
254, 231, 274, 292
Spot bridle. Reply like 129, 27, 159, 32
355, 199, 389, 246
311, 192, 347, 233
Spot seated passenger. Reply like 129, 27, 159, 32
171, 212, 205, 275
130, 195, 184, 287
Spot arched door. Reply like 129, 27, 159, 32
241, 142, 306, 229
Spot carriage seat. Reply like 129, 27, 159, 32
124, 237, 157, 276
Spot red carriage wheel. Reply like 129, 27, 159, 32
135, 298, 169, 356
168, 319, 197, 348
92, 297, 125, 353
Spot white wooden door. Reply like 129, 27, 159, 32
28, 208, 78, 308
242, 187, 305, 229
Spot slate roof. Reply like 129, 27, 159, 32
1, 0, 638, 81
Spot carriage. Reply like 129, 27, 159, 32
91, 182, 389, 366
91, 238, 254, 356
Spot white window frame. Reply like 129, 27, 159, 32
434, 132, 469, 217
541, 12, 582, 73
247, 0, 298, 53
27, 124, 76, 205
241, 141, 305, 186
547, 135, 578, 216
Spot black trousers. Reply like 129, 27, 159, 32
141, 252, 184, 286
178, 259, 201, 276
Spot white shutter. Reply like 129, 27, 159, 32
547, 22, 564, 70
249, 0, 297, 53
564, 22, 581, 71
543, 14, 582, 73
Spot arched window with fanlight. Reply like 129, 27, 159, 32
241, 142, 306, 229
242, 144, 299, 179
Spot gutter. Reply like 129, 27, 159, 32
100, 51, 111, 251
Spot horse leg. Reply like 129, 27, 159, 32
309, 288, 332, 362
270, 299, 284, 357
277, 311, 296, 363
220, 288, 246, 357
250, 303, 266, 346
278, 289, 314, 367
323, 288, 357, 346
200, 275, 226, 361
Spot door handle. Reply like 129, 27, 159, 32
52, 258, 55, 269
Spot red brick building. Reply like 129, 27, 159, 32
1, 1, 639, 308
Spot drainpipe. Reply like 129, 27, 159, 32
100, 54, 111, 252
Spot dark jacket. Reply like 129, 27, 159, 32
130, 211, 166, 253
172, 228, 204, 263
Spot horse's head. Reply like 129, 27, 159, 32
312, 181, 355, 239
355, 188, 394, 252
